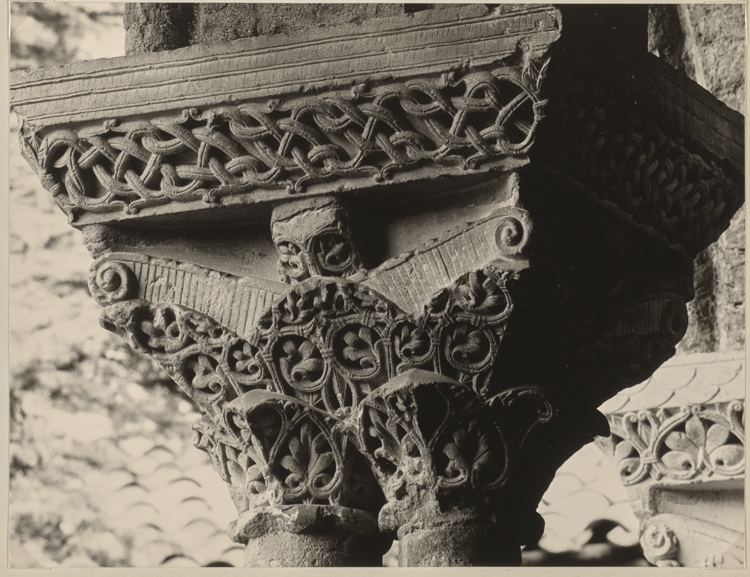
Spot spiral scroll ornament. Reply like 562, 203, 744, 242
88, 260, 138, 305
640, 521, 681, 567
493, 210, 533, 258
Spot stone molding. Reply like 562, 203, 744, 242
90, 251, 287, 339
11, 5, 559, 125
10, 5, 743, 259
10, 3, 746, 567
11, 5, 558, 226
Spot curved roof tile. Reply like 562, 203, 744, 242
600, 352, 745, 413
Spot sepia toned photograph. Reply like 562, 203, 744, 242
7, 2, 745, 569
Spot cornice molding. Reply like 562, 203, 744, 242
11, 5, 559, 127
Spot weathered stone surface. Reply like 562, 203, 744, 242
12, 5, 559, 227
192, 3, 407, 47
397, 507, 520, 566
649, 3, 746, 112
10, 3, 746, 568
231, 504, 389, 567
597, 351, 745, 567
649, 3, 745, 356
271, 198, 363, 283
124, 3, 194, 55
712, 207, 745, 352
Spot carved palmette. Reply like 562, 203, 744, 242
191, 390, 385, 515
93, 205, 531, 519
600, 401, 745, 486
98, 264, 519, 515
351, 370, 560, 534
244, 269, 516, 414
101, 300, 271, 419
357, 374, 508, 499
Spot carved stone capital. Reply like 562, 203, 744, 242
11, 3, 745, 567
597, 352, 745, 567
271, 198, 363, 283
351, 369, 606, 565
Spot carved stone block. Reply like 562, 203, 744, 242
10, 4, 744, 567
597, 352, 745, 568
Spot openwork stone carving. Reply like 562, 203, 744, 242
21, 66, 547, 223
11, 2, 746, 567
357, 372, 506, 531
191, 391, 389, 567
247, 271, 515, 405
597, 353, 745, 568
348, 369, 606, 565
271, 199, 363, 283
597, 354, 745, 486
602, 402, 744, 486
354, 372, 556, 532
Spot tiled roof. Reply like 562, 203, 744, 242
95, 440, 243, 568
535, 443, 639, 554
599, 351, 745, 414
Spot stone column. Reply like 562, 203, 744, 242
10, 4, 744, 567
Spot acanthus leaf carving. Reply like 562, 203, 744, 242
599, 401, 745, 486
351, 370, 564, 540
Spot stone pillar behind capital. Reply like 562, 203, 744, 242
10, 3, 744, 567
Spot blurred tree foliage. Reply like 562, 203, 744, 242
9, 3, 242, 569
11, 2, 126, 70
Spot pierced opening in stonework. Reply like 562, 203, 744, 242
443, 323, 496, 373
134, 306, 185, 352
183, 354, 234, 405
433, 417, 507, 491
361, 405, 399, 477
226, 341, 267, 391
312, 233, 356, 275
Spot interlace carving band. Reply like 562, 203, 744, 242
544, 78, 742, 257
22, 66, 546, 223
